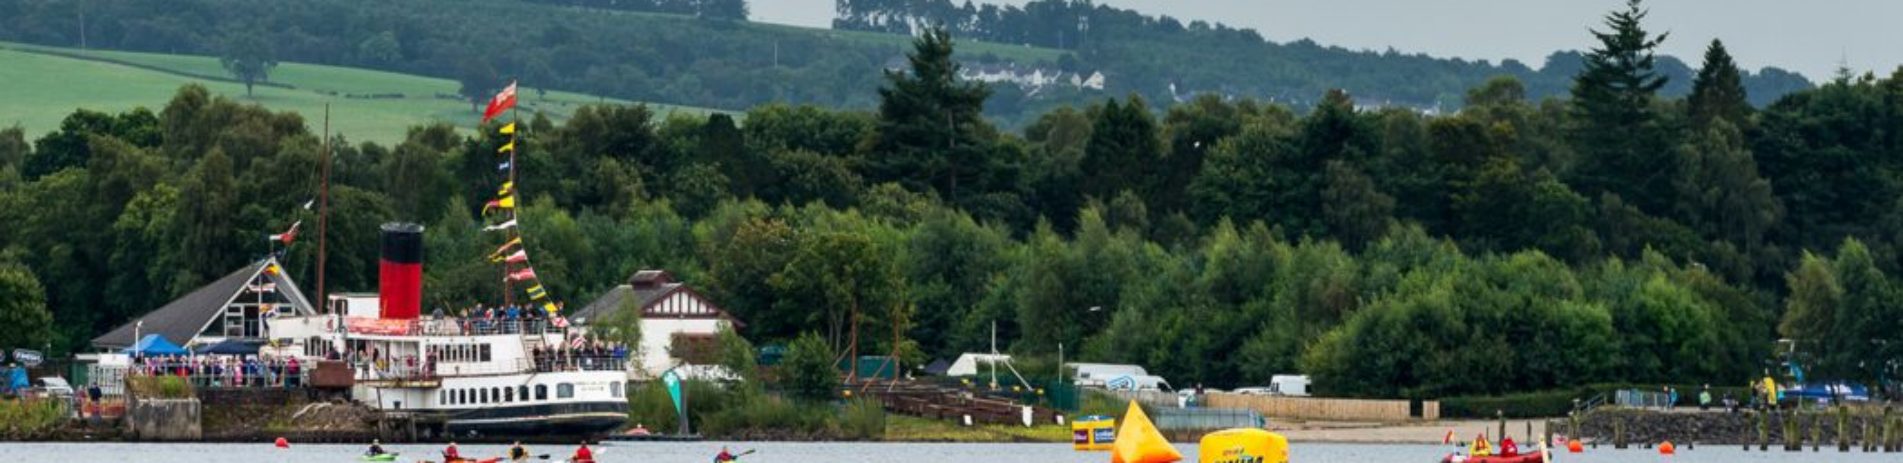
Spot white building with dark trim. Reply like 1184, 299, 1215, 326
572, 270, 742, 380
91, 257, 317, 350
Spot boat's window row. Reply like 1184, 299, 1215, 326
427, 343, 494, 364
440, 384, 546, 406
435, 381, 625, 405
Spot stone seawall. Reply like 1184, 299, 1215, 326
127, 398, 201, 441
1575, 408, 1902, 448
199, 389, 379, 441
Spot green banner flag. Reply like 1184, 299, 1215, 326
663, 369, 685, 418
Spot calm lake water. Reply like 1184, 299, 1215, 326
1, 442, 1895, 463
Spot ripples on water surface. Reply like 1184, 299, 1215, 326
2, 442, 1896, 462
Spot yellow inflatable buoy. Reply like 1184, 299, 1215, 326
1199, 428, 1288, 463
1111, 401, 1182, 463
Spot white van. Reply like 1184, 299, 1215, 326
1270, 375, 1310, 397
1069, 363, 1149, 386
1104, 374, 1173, 392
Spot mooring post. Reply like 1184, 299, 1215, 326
1497, 409, 1506, 443
1784, 410, 1800, 451
1614, 419, 1627, 449
1866, 414, 1876, 452
1756, 410, 1767, 451
1813, 412, 1823, 452
1839, 405, 1851, 452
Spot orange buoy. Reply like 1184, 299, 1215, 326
1659, 440, 1675, 455
1567, 439, 1583, 453
274, 437, 289, 448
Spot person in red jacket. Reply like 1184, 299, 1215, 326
442, 442, 463, 462
571, 442, 594, 463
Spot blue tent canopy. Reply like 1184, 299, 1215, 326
123, 334, 189, 356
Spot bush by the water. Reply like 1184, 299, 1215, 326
0, 399, 67, 437
126, 375, 195, 399
626, 380, 890, 440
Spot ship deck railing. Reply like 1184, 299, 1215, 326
416, 318, 564, 337
358, 355, 632, 379
122, 363, 313, 390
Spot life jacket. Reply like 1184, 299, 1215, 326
1470, 435, 1493, 457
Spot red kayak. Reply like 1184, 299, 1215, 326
1441, 454, 1545, 463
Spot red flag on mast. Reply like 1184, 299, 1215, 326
481, 81, 518, 124
506, 267, 537, 282
269, 220, 302, 245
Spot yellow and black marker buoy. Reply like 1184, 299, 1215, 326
1199, 428, 1288, 463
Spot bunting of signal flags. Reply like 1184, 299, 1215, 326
485, 88, 561, 320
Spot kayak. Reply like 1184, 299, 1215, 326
361, 454, 399, 462
1441, 454, 1543, 463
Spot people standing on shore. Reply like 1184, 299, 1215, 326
1698, 384, 1712, 411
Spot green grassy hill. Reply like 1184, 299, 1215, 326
0, 42, 719, 144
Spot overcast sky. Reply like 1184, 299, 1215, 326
754, 0, 1903, 80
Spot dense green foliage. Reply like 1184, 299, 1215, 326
782, 333, 844, 402
1, 3, 1899, 399
0, 262, 53, 351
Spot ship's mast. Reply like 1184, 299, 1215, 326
317, 104, 331, 314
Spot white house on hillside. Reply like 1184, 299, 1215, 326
573, 270, 741, 380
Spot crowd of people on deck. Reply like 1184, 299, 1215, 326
128, 354, 303, 388
345, 344, 436, 380
428, 302, 567, 336
531, 340, 629, 373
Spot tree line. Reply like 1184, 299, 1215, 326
0, 0, 1812, 129
1, 2, 1899, 398
523, 0, 748, 21
834, 0, 1814, 110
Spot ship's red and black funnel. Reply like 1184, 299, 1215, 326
378, 222, 425, 320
